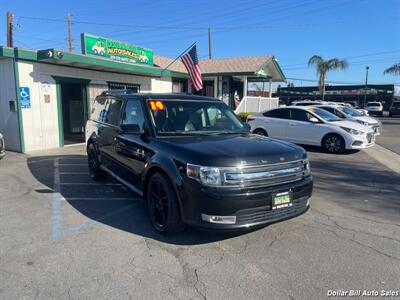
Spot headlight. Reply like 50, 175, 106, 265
356, 120, 368, 126
187, 164, 222, 186
303, 158, 311, 176
340, 127, 364, 135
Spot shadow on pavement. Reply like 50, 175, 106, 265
27, 155, 249, 245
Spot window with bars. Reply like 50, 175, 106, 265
108, 82, 140, 93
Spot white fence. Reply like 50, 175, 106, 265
234, 96, 279, 114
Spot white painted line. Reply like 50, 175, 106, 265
59, 164, 87, 166
59, 172, 89, 175
59, 182, 122, 186
61, 197, 142, 201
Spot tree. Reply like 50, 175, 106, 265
383, 63, 400, 75
308, 55, 348, 100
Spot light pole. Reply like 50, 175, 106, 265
364, 66, 369, 107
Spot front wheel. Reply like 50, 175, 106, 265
147, 173, 185, 234
322, 134, 345, 154
253, 128, 268, 136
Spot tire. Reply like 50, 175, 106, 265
322, 134, 345, 154
147, 172, 185, 234
253, 128, 268, 136
87, 143, 106, 180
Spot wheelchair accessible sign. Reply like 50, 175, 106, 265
19, 87, 31, 109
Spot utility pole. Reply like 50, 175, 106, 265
6, 11, 14, 47
364, 66, 369, 108
67, 13, 73, 52
208, 27, 212, 59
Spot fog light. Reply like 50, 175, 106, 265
201, 214, 236, 224
352, 140, 363, 146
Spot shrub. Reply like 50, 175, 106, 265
237, 112, 256, 122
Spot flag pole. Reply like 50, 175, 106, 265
161, 42, 196, 74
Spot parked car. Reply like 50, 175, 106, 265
0, 132, 5, 159
389, 101, 400, 117
316, 105, 382, 135
344, 101, 359, 108
247, 106, 375, 153
291, 100, 324, 106
86, 93, 313, 234
366, 102, 383, 116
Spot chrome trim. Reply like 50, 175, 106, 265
225, 166, 304, 183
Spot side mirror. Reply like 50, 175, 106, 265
309, 117, 319, 123
120, 124, 142, 134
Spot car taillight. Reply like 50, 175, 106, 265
246, 117, 255, 122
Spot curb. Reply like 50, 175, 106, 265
364, 144, 400, 174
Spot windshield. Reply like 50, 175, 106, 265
307, 107, 342, 122
367, 102, 380, 107
147, 99, 246, 136
337, 106, 364, 117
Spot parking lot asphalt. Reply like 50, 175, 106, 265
1, 143, 400, 300
376, 116, 400, 155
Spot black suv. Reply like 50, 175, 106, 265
86, 93, 313, 233
389, 101, 400, 117
0, 132, 5, 159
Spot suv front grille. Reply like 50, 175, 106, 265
222, 160, 308, 188
236, 196, 309, 225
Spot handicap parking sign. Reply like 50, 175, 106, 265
19, 87, 31, 109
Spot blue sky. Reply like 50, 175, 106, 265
1, 0, 399, 86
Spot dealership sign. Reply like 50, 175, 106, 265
81, 33, 153, 65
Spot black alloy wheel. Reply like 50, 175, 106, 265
147, 173, 184, 234
322, 134, 345, 154
253, 128, 268, 136
87, 144, 105, 180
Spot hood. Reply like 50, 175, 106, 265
160, 134, 306, 166
326, 120, 373, 132
353, 116, 379, 125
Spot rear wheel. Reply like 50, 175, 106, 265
147, 173, 185, 234
87, 143, 106, 180
322, 134, 345, 154
253, 128, 268, 136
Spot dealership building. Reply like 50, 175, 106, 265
0, 35, 286, 153
277, 84, 400, 109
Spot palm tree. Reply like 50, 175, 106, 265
383, 63, 400, 75
308, 56, 348, 100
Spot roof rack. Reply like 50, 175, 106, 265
100, 89, 137, 95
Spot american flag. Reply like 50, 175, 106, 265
181, 45, 203, 91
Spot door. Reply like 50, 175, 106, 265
286, 108, 321, 145
261, 108, 291, 140
113, 99, 151, 189
97, 97, 123, 174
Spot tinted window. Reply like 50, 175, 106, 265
122, 100, 146, 131
291, 109, 313, 122
90, 97, 107, 122
148, 100, 245, 135
367, 102, 380, 107
263, 109, 290, 119
392, 102, 400, 108
104, 99, 123, 126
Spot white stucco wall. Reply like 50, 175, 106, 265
16, 60, 173, 152
0, 58, 20, 151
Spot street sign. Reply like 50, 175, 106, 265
19, 87, 31, 109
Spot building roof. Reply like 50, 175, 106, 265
1, 47, 286, 81
154, 54, 286, 81
199, 55, 272, 74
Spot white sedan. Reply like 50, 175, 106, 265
315, 105, 382, 135
247, 106, 375, 153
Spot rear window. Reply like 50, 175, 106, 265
263, 108, 290, 119
367, 102, 380, 107
392, 102, 400, 108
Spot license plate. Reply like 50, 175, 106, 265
272, 191, 293, 210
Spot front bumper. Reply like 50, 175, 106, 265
346, 132, 375, 149
178, 175, 313, 230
